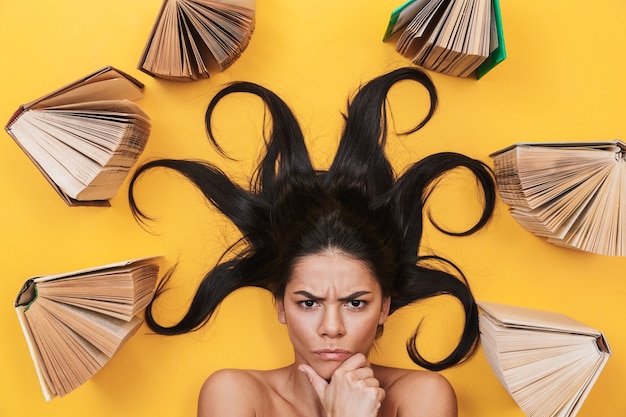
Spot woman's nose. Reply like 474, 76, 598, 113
318, 307, 346, 337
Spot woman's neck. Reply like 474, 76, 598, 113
264, 364, 326, 417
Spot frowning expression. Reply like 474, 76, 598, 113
277, 251, 390, 379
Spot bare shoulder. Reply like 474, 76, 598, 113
198, 369, 265, 417
374, 366, 457, 417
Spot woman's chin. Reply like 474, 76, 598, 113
310, 362, 342, 381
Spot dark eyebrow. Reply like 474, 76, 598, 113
340, 291, 371, 302
293, 290, 372, 302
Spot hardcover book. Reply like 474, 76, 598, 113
383, 0, 506, 78
14, 257, 163, 400
479, 301, 611, 417
490, 140, 626, 256
138, 0, 256, 81
5, 66, 151, 206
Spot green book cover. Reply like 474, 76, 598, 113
476, 0, 506, 79
383, 0, 424, 41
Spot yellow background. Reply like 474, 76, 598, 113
1, 0, 624, 416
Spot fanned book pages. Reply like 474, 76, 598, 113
383, 0, 506, 79
138, 0, 256, 81
4, 66, 151, 206
478, 301, 611, 417
490, 140, 626, 256
14, 257, 163, 401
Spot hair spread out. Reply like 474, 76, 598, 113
128, 67, 496, 371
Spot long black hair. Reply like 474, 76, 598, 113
128, 67, 496, 371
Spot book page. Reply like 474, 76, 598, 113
397, 0, 447, 58
8, 118, 94, 198
491, 140, 626, 158
29, 259, 159, 320
38, 297, 143, 357
24, 302, 77, 397
15, 307, 55, 400
384, 0, 431, 40
179, 0, 255, 70
480, 316, 598, 353
45, 98, 150, 119
31, 256, 162, 283
33, 78, 144, 109
478, 301, 602, 337
19, 108, 148, 166
37, 264, 158, 296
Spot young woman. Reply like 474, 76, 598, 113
129, 67, 496, 416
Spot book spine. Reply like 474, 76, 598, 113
596, 334, 611, 354
5, 105, 27, 130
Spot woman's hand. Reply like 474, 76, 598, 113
298, 353, 385, 417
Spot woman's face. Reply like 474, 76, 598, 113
276, 251, 390, 380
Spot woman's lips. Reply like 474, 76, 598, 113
314, 349, 352, 361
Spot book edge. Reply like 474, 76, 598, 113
489, 139, 626, 157
13, 66, 144, 112
475, 0, 506, 79
477, 301, 608, 343
15, 307, 55, 401
28, 255, 164, 284
137, 0, 167, 76
383, 0, 419, 41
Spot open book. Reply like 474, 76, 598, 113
138, 0, 256, 81
490, 140, 626, 256
14, 257, 163, 400
383, 0, 506, 79
5, 66, 151, 206
478, 301, 611, 417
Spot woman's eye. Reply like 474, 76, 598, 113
299, 300, 317, 308
348, 300, 365, 308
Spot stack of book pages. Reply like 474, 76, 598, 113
383, 0, 506, 78
14, 257, 162, 400
479, 301, 611, 417
5, 67, 151, 206
138, 0, 256, 81
490, 140, 626, 256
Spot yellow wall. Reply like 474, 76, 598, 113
1, 1, 624, 416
